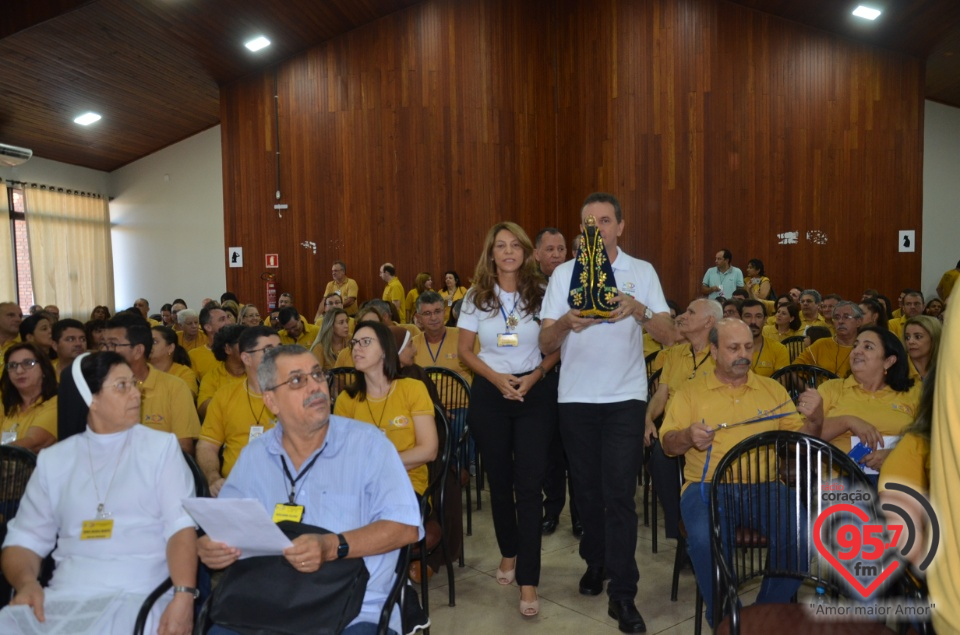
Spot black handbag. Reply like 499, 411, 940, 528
208, 521, 369, 635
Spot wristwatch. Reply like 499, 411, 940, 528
336, 533, 349, 559
640, 306, 654, 323
172, 585, 200, 599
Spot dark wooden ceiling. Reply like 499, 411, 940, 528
0, 0, 958, 173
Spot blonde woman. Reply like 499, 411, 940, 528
404, 273, 433, 325
310, 309, 350, 369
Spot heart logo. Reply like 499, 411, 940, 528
813, 503, 901, 598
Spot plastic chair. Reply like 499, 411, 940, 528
326, 367, 357, 409
408, 405, 456, 628
780, 336, 807, 363
708, 431, 905, 634
0, 446, 38, 609
424, 365, 474, 544
770, 364, 838, 406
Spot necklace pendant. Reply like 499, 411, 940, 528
96, 503, 111, 520
507, 314, 519, 329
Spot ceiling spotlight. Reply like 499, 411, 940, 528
245, 36, 271, 52
74, 112, 102, 126
852, 6, 882, 20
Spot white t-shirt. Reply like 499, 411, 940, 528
458, 284, 543, 375
542, 247, 669, 403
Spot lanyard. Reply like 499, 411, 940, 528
751, 338, 764, 370
690, 346, 710, 379
281, 447, 325, 505
425, 331, 446, 364
499, 293, 519, 331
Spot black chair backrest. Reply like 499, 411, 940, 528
426, 404, 453, 504
780, 336, 807, 363
708, 431, 886, 630
647, 368, 662, 402
645, 351, 660, 380
182, 451, 210, 498
0, 446, 37, 535
769, 364, 838, 405
326, 367, 357, 409
423, 366, 470, 413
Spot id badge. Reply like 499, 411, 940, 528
249, 426, 265, 442
273, 503, 305, 523
1, 430, 16, 445
497, 333, 519, 347
81, 519, 114, 540
447, 298, 453, 306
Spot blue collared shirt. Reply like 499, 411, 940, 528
220, 415, 423, 632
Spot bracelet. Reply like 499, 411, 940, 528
536, 365, 547, 380
172, 585, 200, 599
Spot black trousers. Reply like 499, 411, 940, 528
560, 399, 645, 601
542, 425, 579, 521
468, 372, 557, 586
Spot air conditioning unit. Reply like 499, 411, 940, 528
0, 143, 33, 167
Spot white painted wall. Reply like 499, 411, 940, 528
0, 156, 108, 193
109, 126, 226, 312
922, 101, 960, 301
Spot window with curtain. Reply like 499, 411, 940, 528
24, 185, 114, 319
0, 182, 14, 302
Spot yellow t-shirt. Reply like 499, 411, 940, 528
930, 304, 960, 633
140, 366, 202, 440
761, 324, 801, 342
412, 328, 475, 386
334, 347, 354, 369
398, 323, 422, 339
792, 337, 853, 378
333, 377, 432, 494
188, 346, 218, 380
440, 287, 468, 323
279, 320, 320, 347
166, 362, 198, 400
818, 375, 921, 452
661, 371, 803, 491
746, 276, 771, 299
888, 316, 906, 340
198, 363, 245, 407
643, 330, 664, 359
0, 336, 21, 376
878, 432, 929, 494
1, 397, 58, 444
324, 277, 360, 316
659, 343, 716, 407
200, 379, 276, 477
750, 336, 789, 378
177, 331, 208, 352
403, 290, 420, 325
383, 278, 406, 322
938, 268, 959, 301
800, 316, 829, 332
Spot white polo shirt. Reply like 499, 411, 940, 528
458, 285, 544, 375
542, 247, 668, 403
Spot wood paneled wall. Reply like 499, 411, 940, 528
222, 0, 924, 315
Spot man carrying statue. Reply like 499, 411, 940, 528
539, 192, 674, 633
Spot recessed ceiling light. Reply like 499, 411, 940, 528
245, 36, 271, 52
74, 112, 102, 126
852, 6, 882, 20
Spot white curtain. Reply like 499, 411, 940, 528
0, 183, 14, 302
25, 186, 114, 319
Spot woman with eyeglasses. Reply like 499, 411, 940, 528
457, 222, 560, 618
333, 320, 438, 497
239, 304, 263, 327
150, 326, 198, 401
0, 351, 198, 634
0, 343, 59, 453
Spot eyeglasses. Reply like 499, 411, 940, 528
833, 313, 859, 321
266, 369, 329, 391
245, 344, 277, 355
99, 342, 135, 351
106, 378, 142, 394
348, 337, 375, 349
7, 359, 39, 372
419, 309, 444, 319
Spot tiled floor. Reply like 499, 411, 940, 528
423, 486, 710, 634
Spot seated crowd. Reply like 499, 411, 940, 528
0, 224, 953, 634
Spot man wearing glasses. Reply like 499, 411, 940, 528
197, 326, 281, 496
198, 345, 422, 635
102, 313, 200, 454
792, 301, 863, 377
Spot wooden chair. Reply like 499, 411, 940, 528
641, 369, 662, 551
326, 367, 357, 409
644, 351, 661, 379
780, 336, 807, 363
770, 364, 838, 406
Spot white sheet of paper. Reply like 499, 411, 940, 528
182, 497, 293, 558
850, 435, 900, 476
6, 594, 119, 634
